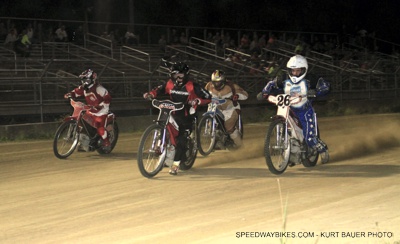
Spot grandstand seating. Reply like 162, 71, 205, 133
1, 32, 399, 124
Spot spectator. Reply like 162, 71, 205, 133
170, 29, 179, 45
125, 28, 138, 46
266, 34, 277, 50
15, 29, 32, 57
213, 32, 221, 46
47, 27, 55, 42
55, 25, 68, 42
4, 28, 18, 49
250, 38, 261, 54
158, 34, 167, 52
239, 33, 250, 52
179, 32, 188, 45
258, 34, 267, 49
222, 32, 233, 49
356, 27, 367, 48
26, 23, 35, 43
73, 25, 84, 45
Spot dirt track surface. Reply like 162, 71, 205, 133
1, 114, 400, 244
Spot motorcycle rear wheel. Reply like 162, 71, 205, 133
137, 124, 166, 178
264, 120, 289, 175
97, 121, 119, 154
53, 120, 79, 159
180, 131, 198, 170
302, 146, 319, 167
197, 115, 216, 156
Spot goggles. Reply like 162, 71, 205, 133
173, 73, 185, 80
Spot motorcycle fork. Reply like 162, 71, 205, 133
284, 120, 289, 150
210, 116, 218, 137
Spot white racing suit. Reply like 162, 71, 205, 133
205, 81, 248, 147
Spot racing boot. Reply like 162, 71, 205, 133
169, 161, 180, 175
320, 150, 329, 164
164, 145, 175, 167
102, 137, 111, 149
229, 129, 242, 149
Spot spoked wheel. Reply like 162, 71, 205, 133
137, 124, 166, 178
302, 145, 319, 167
238, 114, 244, 139
197, 115, 216, 156
97, 121, 119, 154
53, 120, 79, 159
264, 120, 289, 175
180, 132, 198, 170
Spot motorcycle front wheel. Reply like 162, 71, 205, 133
264, 120, 289, 175
137, 124, 166, 178
53, 120, 79, 159
197, 115, 216, 156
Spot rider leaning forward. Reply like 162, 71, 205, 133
143, 62, 211, 175
258, 55, 331, 163
204, 70, 248, 148
64, 69, 112, 149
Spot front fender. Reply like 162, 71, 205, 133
271, 115, 286, 122
202, 111, 215, 118
63, 116, 76, 122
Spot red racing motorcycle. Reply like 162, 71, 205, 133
53, 98, 119, 159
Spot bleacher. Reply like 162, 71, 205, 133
1, 31, 400, 124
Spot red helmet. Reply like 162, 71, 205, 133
79, 69, 97, 89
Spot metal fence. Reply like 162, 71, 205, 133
1, 27, 400, 124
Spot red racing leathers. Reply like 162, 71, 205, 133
146, 79, 211, 162
65, 83, 112, 143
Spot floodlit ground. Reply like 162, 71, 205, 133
1, 114, 400, 244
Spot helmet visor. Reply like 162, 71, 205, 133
173, 73, 185, 80
289, 68, 306, 77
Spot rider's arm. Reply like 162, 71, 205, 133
315, 77, 331, 97
65, 85, 84, 99
193, 83, 211, 105
233, 84, 248, 101
257, 77, 283, 100
144, 82, 167, 99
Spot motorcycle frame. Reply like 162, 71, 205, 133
65, 99, 116, 144
202, 98, 242, 140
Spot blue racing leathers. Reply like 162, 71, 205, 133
261, 77, 330, 152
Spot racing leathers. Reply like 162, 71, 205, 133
145, 79, 211, 165
259, 76, 330, 153
204, 80, 248, 147
65, 82, 112, 146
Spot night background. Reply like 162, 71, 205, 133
2, 0, 400, 44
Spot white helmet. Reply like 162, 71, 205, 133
286, 55, 308, 83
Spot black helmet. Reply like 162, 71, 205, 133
170, 62, 190, 87
79, 69, 97, 89
211, 70, 226, 90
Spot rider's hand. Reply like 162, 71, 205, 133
189, 98, 200, 106
308, 89, 317, 96
64, 93, 72, 100
83, 105, 92, 111
89, 105, 103, 113
232, 94, 239, 102
143, 93, 154, 100
256, 92, 266, 101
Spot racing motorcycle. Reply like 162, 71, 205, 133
197, 97, 243, 156
137, 99, 198, 178
263, 94, 320, 174
53, 98, 119, 159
